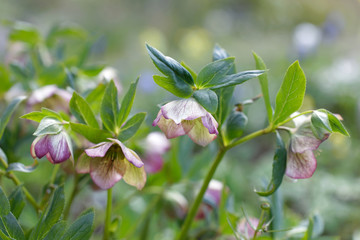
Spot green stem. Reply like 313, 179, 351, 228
253, 209, 266, 240
276, 110, 314, 127
227, 126, 273, 150
177, 148, 227, 240
0, 155, 40, 211
64, 174, 79, 220
49, 164, 60, 185
103, 188, 113, 240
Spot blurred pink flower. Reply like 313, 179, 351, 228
237, 217, 260, 239
143, 132, 171, 173
196, 179, 226, 220
76, 138, 146, 190
27, 85, 72, 112
286, 116, 329, 179
153, 98, 218, 146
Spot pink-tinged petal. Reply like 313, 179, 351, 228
161, 98, 208, 124
183, 118, 217, 147
85, 142, 114, 158
155, 116, 187, 139
285, 150, 317, 179
205, 180, 224, 206
122, 160, 147, 190
110, 139, 144, 168
237, 217, 260, 238
90, 157, 123, 190
76, 152, 91, 173
46, 153, 55, 164
34, 135, 49, 159
291, 135, 323, 153
201, 113, 219, 135
145, 132, 171, 155
152, 110, 163, 126
144, 153, 164, 173
47, 133, 71, 163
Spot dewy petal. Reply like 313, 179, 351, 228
161, 98, 208, 124
85, 142, 114, 158
110, 139, 144, 168
32, 135, 48, 159
183, 118, 217, 147
90, 157, 123, 190
47, 132, 71, 163
123, 159, 147, 190
76, 152, 91, 173
154, 116, 186, 139
286, 150, 317, 179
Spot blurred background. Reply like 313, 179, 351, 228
0, 0, 360, 239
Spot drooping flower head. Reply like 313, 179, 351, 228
143, 132, 171, 173
153, 98, 218, 147
30, 117, 73, 164
76, 138, 146, 190
31, 131, 73, 164
286, 115, 329, 179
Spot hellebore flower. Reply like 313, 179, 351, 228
143, 132, 171, 173
153, 98, 218, 147
27, 85, 72, 113
31, 131, 73, 164
286, 116, 329, 179
237, 217, 261, 239
196, 179, 227, 220
76, 138, 146, 190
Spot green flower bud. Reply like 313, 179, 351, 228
222, 111, 248, 143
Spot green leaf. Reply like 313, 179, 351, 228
146, 44, 194, 97
212, 45, 236, 126
196, 57, 235, 88
21, 108, 62, 123
209, 70, 265, 89
302, 217, 314, 240
327, 111, 349, 136
311, 110, 332, 139
29, 186, 65, 240
0, 96, 26, 140
7, 160, 38, 173
60, 209, 94, 240
8, 187, 25, 219
100, 81, 119, 133
0, 148, 8, 168
43, 221, 67, 240
70, 123, 112, 143
9, 63, 29, 80
33, 117, 63, 136
253, 52, 273, 123
273, 61, 306, 125
118, 77, 139, 126
78, 65, 105, 77
9, 22, 41, 46
146, 44, 194, 85
0, 213, 25, 240
180, 61, 197, 81
46, 24, 87, 47
38, 64, 67, 86
0, 65, 11, 94
222, 111, 248, 144
153, 75, 193, 98
85, 83, 106, 114
255, 131, 287, 196
70, 92, 99, 128
193, 89, 218, 114
0, 187, 10, 216
118, 112, 146, 142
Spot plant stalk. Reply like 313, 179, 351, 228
103, 187, 113, 240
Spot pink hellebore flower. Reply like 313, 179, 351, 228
153, 98, 218, 147
31, 132, 72, 164
143, 132, 171, 173
286, 116, 329, 179
196, 179, 226, 220
237, 217, 261, 239
76, 138, 146, 190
